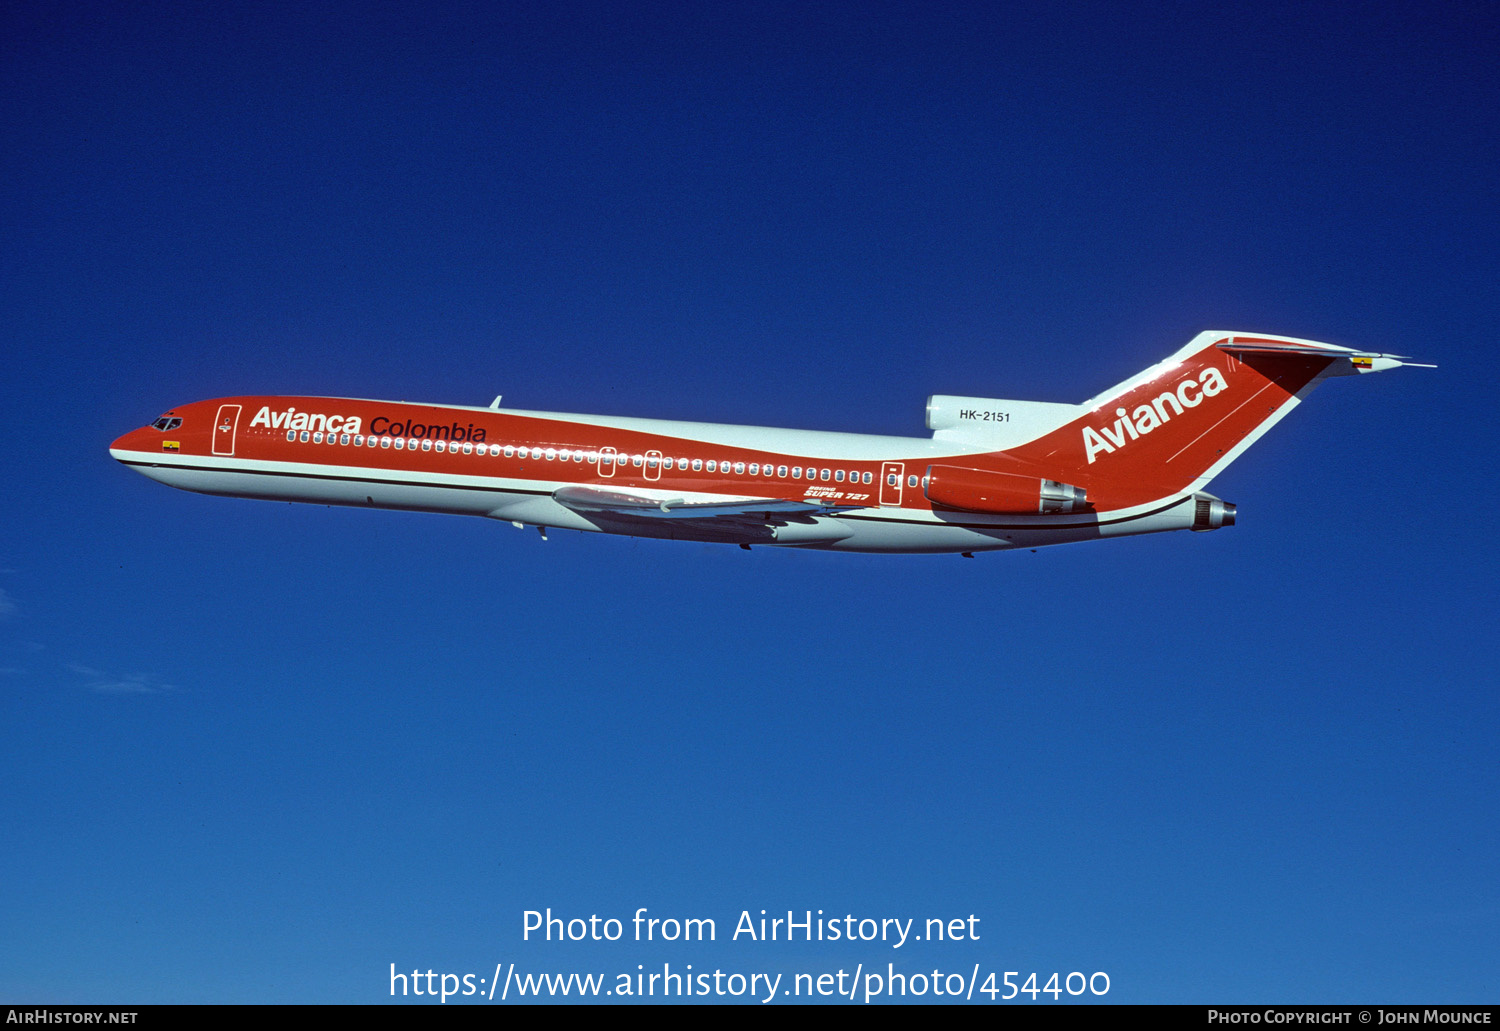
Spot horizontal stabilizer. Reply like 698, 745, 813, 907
1216, 337, 1433, 373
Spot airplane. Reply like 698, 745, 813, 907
109, 332, 1429, 556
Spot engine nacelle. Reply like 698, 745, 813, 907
925, 395, 1082, 449
1191, 494, 1237, 531
925, 465, 1089, 515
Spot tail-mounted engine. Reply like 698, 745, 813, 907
1191, 493, 1237, 531
925, 465, 1090, 515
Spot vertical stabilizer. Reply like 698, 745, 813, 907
1004, 332, 1426, 509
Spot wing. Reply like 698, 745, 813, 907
553, 485, 854, 520
550, 485, 858, 545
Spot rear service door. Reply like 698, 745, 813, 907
880, 461, 904, 505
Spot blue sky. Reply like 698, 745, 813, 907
3, 0, 1496, 1004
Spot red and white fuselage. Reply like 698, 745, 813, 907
109, 332, 1425, 554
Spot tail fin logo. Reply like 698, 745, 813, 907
1082, 366, 1229, 464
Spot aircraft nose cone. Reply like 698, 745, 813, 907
110, 425, 154, 458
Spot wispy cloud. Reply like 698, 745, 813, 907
67, 663, 176, 695
0, 588, 15, 619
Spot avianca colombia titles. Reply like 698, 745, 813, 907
109, 332, 1428, 555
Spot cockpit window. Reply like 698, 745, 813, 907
151, 416, 182, 431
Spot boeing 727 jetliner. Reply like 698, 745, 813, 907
110, 333, 1427, 555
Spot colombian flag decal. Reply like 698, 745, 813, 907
162, 441, 180, 451
1351, 356, 1374, 369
